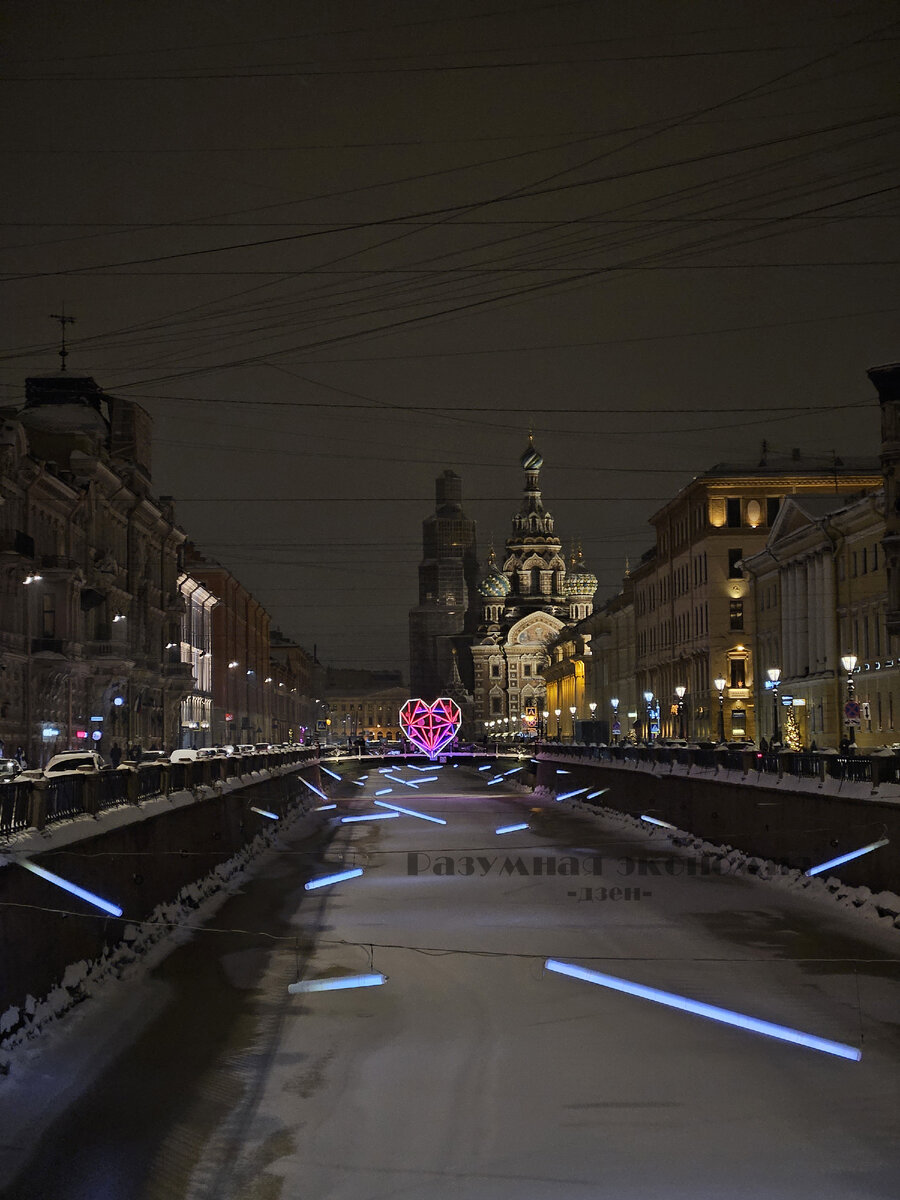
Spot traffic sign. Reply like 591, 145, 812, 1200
844, 700, 861, 727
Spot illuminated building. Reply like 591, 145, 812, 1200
470, 437, 596, 734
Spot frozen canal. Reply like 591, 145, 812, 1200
1, 761, 899, 1198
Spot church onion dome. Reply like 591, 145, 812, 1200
564, 549, 598, 597
520, 433, 543, 471
478, 549, 511, 599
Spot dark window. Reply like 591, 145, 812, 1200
728, 549, 743, 578
726, 498, 741, 527
491, 663, 501, 677
491, 695, 502, 714
729, 599, 744, 631
861, 547, 868, 575
523, 664, 532, 676
730, 659, 746, 688
41, 594, 56, 638
766, 497, 781, 526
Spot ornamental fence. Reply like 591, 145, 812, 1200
0, 748, 318, 840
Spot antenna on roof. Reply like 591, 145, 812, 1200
49, 306, 76, 372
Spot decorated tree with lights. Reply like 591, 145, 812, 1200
783, 706, 802, 751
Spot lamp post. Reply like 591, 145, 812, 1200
766, 667, 781, 745
568, 704, 577, 743
542, 709, 549, 742
674, 685, 686, 739
554, 708, 561, 740
840, 654, 858, 747
642, 691, 654, 742
714, 677, 727, 743
588, 700, 597, 743
610, 697, 619, 744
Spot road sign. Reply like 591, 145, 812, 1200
612, 720, 621, 736
844, 700, 861, 727
316, 720, 328, 731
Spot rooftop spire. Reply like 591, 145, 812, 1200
49, 306, 75, 372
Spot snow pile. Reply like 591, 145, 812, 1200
550, 793, 900, 934
0, 800, 317, 1075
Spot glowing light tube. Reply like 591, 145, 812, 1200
557, 788, 589, 801
486, 777, 504, 786
288, 972, 386, 994
315, 803, 337, 811
384, 774, 419, 789
805, 838, 889, 878
556, 770, 570, 775
408, 764, 442, 772
352, 780, 365, 788
478, 765, 492, 772
496, 822, 529, 834
374, 799, 447, 824
544, 959, 861, 1062
250, 806, 279, 819
320, 766, 342, 780
641, 814, 676, 829
340, 812, 399, 823
20, 860, 123, 917
375, 788, 394, 796
300, 777, 328, 800
586, 789, 608, 800
304, 867, 363, 891
504, 767, 523, 775
413, 775, 439, 783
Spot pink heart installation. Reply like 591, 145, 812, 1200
399, 697, 462, 759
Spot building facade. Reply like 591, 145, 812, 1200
0, 374, 191, 765
177, 573, 217, 748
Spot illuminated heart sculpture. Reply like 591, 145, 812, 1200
399, 697, 462, 759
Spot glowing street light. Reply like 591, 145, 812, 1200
840, 654, 858, 747
714, 677, 727, 743
674, 685, 686, 739
766, 667, 781, 745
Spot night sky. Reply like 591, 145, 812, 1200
2, 1, 898, 674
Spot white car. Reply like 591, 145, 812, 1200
44, 750, 106, 776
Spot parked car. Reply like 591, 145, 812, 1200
0, 758, 22, 783
44, 750, 106, 776
722, 740, 757, 752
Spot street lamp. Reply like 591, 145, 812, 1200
554, 708, 561, 739
674, 686, 686, 739
588, 700, 597, 742
643, 691, 654, 742
714, 677, 727, 743
542, 709, 549, 742
840, 654, 858, 747
610, 697, 619, 744
569, 704, 577, 743
766, 667, 781, 745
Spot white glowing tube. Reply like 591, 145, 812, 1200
556, 770, 570, 775
641, 814, 675, 829
340, 812, 399, 823
408, 764, 442, 772
20, 860, 123, 917
288, 972, 386, 994
486, 776, 504, 786
352, 780, 365, 787
373, 799, 447, 824
384, 774, 419, 789
315, 803, 337, 811
805, 838, 889, 878
478, 765, 492, 772
250, 806, 279, 819
586, 789, 609, 800
496, 822, 529, 834
304, 867, 363, 890
320, 766, 342, 780
557, 788, 589, 801
413, 775, 439, 783
544, 959, 861, 1062
300, 777, 328, 800
375, 788, 394, 796
504, 767, 523, 775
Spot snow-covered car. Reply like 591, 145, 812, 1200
44, 750, 106, 776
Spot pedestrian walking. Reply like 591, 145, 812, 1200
110, 742, 122, 768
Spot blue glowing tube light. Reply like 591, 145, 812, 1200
375, 787, 394, 796
486, 776, 504, 786
352, 780, 365, 788
805, 838, 889, 878
374, 799, 446, 824
478, 765, 492, 772
20, 860, 123, 917
586, 789, 608, 800
315, 803, 337, 811
340, 812, 399, 823
504, 767, 523, 775
288, 972, 386, 994
556, 769, 570, 775
384, 774, 419, 789
414, 775, 439, 783
250, 806, 279, 819
496, 822, 529, 834
320, 766, 342, 780
300, 777, 328, 800
544, 959, 861, 1062
408, 764, 442, 772
640, 814, 675, 829
304, 867, 363, 891
557, 788, 589, 801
